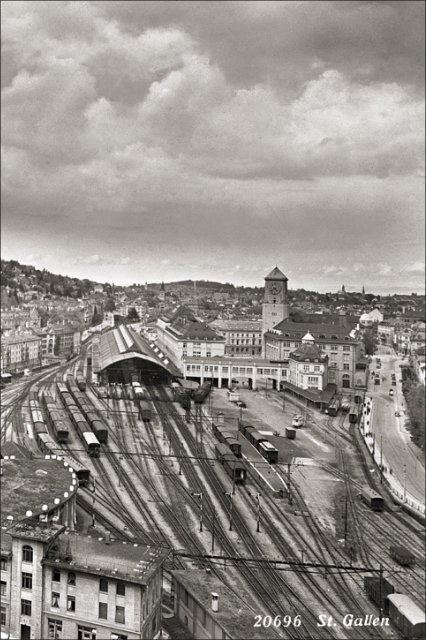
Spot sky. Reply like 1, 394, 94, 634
1, 0, 425, 293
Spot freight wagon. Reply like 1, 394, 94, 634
246, 429, 268, 449
214, 444, 246, 485
328, 398, 341, 416
387, 594, 425, 639
69, 410, 100, 457
221, 435, 241, 458
76, 372, 86, 391
349, 403, 361, 424
85, 412, 108, 443
285, 427, 296, 439
390, 545, 416, 567
192, 381, 212, 403
360, 487, 384, 512
48, 410, 70, 444
364, 576, 395, 611
258, 440, 279, 464
138, 400, 152, 422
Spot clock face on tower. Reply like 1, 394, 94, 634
270, 284, 281, 295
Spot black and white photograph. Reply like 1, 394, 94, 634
1, 2, 425, 639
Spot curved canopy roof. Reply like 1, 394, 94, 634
95, 324, 181, 376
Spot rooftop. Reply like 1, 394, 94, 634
44, 531, 169, 585
172, 570, 280, 639
270, 320, 356, 341
1, 457, 76, 531
265, 266, 288, 281
210, 319, 262, 332
290, 343, 328, 362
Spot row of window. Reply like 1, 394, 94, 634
50, 593, 125, 622
48, 620, 128, 640
0, 557, 7, 571
51, 572, 125, 595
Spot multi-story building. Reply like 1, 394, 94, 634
288, 332, 328, 391
261, 267, 289, 340
264, 319, 363, 390
0, 334, 42, 373
156, 307, 225, 363
2, 455, 168, 640
171, 570, 279, 640
209, 320, 262, 357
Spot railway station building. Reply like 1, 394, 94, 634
91, 324, 181, 385
154, 268, 367, 397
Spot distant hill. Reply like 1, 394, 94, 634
0, 259, 100, 303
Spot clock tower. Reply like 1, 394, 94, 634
262, 267, 289, 337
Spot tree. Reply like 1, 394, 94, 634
362, 328, 378, 355
105, 298, 116, 312
91, 306, 103, 326
127, 307, 140, 322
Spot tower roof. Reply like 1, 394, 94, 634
265, 267, 288, 281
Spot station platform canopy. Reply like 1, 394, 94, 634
94, 324, 181, 379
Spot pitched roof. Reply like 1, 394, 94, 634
265, 266, 288, 281
290, 342, 327, 362
271, 320, 352, 338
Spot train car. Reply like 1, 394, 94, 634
389, 545, 416, 567
133, 384, 144, 399
363, 576, 394, 611
28, 390, 39, 403
348, 403, 361, 424
360, 487, 384, 512
61, 392, 78, 410
137, 400, 152, 422
291, 414, 304, 428
95, 386, 108, 399
328, 398, 341, 416
341, 396, 351, 412
285, 427, 296, 439
246, 429, 268, 449
173, 386, 192, 412
69, 410, 100, 458
31, 408, 46, 433
57, 382, 68, 396
214, 444, 246, 484
258, 440, 279, 464
238, 421, 254, 437
76, 372, 86, 391
33, 421, 48, 437
49, 410, 70, 444
85, 412, 108, 443
222, 435, 241, 458
29, 399, 42, 413
36, 432, 90, 486
387, 594, 425, 639
192, 381, 212, 404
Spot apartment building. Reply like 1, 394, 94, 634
0, 334, 42, 373
209, 320, 262, 357
1, 457, 168, 640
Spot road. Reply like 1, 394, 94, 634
367, 345, 425, 506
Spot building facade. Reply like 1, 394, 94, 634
0, 334, 42, 374
288, 333, 328, 391
209, 320, 262, 357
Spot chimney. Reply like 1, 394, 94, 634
211, 592, 219, 612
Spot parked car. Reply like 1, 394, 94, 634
236, 401, 246, 408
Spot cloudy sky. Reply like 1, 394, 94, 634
2, 1, 424, 292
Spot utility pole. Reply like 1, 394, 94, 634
225, 492, 233, 531
344, 491, 348, 543
380, 434, 383, 484
287, 463, 292, 505
403, 464, 407, 503
249, 493, 261, 532
282, 388, 285, 412
178, 442, 184, 475
378, 563, 383, 620
192, 492, 203, 532
211, 507, 216, 553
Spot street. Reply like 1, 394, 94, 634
367, 345, 425, 506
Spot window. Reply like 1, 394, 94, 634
307, 376, 318, 388
115, 606, 125, 624
201, 606, 207, 627
77, 626, 96, 640
343, 363, 350, 370
67, 595, 76, 612
21, 599, 32, 616
0, 581, 6, 596
111, 635, 127, 640
98, 602, 108, 619
99, 578, 108, 592
206, 352, 211, 358
22, 545, 33, 563
1, 607, 6, 626
303, 365, 309, 372
314, 366, 320, 373
22, 572, 32, 590
48, 619, 62, 640
116, 582, 125, 596
51, 592, 60, 608
67, 572, 76, 586
0, 557, 7, 571
52, 568, 61, 582
330, 345, 338, 351
183, 588, 189, 606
